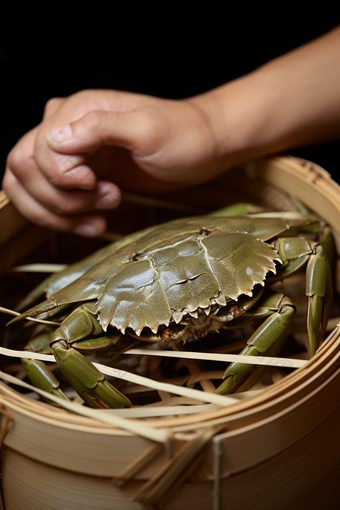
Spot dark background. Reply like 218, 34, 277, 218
1, 9, 339, 186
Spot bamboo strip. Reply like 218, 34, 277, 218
112, 443, 164, 487
0, 328, 333, 480
256, 157, 340, 240
125, 348, 307, 369
0, 345, 307, 369
0, 307, 61, 326
0, 362, 238, 408
13, 263, 67, 273
0, 371, 169, 444
1, 319, 339, 433
134, 426, 217, 505
185, 359, 217, 393
1, 321, 338, 434
108, 403, 220, 418
142, 326, 340, 430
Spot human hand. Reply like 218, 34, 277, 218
3, 89, 222, 236
5, 28, 340, 236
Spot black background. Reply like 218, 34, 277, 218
1, 8, 339, 185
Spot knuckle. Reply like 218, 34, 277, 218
46, 157, 82, 186
73, 89, 92, 100
73, 89, 99, 103
55, 155, 79, 174
49, 172, 67, 188
6, 147, 20, 173
43, 97, 63, 117
49, 189, 92, 215
82, 110, 106, 132
48, 162, 93, 189
68, 90, 99, 112
6, 148, 30, 179
47, 171, 69, 189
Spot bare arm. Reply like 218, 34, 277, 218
187, 25, 340, 181
3, 26, 340, 235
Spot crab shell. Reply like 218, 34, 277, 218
23, 215, 316, 336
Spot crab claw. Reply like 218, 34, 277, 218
52, 342, 132, 408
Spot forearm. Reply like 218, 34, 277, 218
189, 26, 340, 168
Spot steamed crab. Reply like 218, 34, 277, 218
9, 212, 332, 408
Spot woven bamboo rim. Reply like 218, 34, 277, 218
1, 155, 340, 509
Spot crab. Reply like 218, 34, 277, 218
9, 212, 333, 409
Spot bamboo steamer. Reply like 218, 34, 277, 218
0, 156, 340, 510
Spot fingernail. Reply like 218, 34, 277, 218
74, 223, 101, 237
46, 125, 73, 146
95, 183, 121, 209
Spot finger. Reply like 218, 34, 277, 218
36, 135, 98, 190
6, 136, 121, 215
45, 109, 157, 155
38, 109, 155, 191
33, 107, 100, 191
10, 154, 121, 214
8, 124, 97, 191
3, 169, 108, 237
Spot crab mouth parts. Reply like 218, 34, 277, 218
162, 301, 243, 342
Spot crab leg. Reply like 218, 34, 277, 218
21, 358, 68, 404
306, 244, 332, 354
52, 342, 132, 408
216, 293, 296, 395
21, 328, 68, 404
272, 237, 332, 354
48, 306, 132, 408
21, 306, 133, 408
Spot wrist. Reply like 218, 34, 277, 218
185, 78, 263, 171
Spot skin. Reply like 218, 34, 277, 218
3, 26, 340, 237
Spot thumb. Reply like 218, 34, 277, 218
46, 109, 150, 155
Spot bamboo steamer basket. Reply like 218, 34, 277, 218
0, 155, 340, 510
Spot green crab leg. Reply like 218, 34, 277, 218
272, 237, 332, 355
21, 358, 68, 404
48, 306, 132, 408
216, 293, 296, 395
20, 306, 132, 408
209, 203, 265, 217
21, 328, 68, 404
317, 225, 335, 271
306, 244, 332, 354
52, 342, 131, 408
